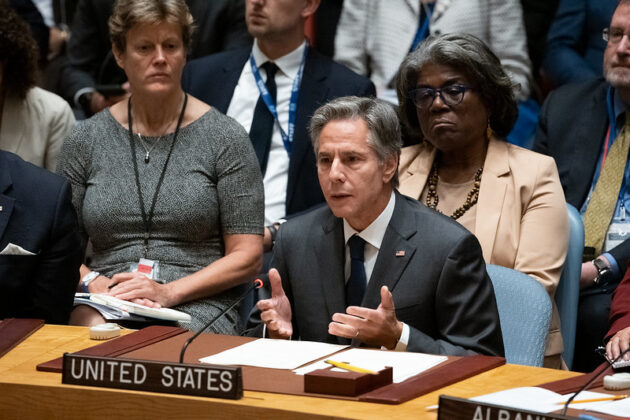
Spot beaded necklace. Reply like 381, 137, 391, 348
425, 161, 483, 220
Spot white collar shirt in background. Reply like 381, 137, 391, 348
226, 40, 307, 225
32, 0, 54, 27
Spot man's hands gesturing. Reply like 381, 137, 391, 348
257, 268, 293, 339
329, 286, 403, 349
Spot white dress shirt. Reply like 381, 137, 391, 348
342, 192, 409, 350
32, 0, 54, 27
226, 40, 307, 225
343, 191, 396, 282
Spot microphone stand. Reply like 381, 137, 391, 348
178, 279, 264, 364
561, 347, 630, 415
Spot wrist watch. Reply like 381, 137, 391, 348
266, 223, 279, 246
592, 258, 611, 286
81, 271, 100, 293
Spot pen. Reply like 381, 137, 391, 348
324, 359, 378, 375
556, 395, 627, 404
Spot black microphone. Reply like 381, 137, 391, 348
178, 278, 264, 363
561, 346, 630, 415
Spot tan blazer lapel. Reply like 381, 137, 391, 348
475, 139, 510, 261
0, 95, 27, 155
398, 143, 436, 200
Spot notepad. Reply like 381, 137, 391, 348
582, 393, 630, 417
74, 293, 191, 322
199, 339, 348, 369
469, 387, 618, 413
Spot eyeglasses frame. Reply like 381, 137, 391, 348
603, 27, 630, 44
408, 84, 476, 109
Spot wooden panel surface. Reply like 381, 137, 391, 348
0, 325, 582, 420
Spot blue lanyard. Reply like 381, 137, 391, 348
410, 3, 434, 52
606, 86, 618, 139
249, 45, 307, 154
601, 87, 616, 166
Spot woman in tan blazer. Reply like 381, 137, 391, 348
396, 33, 568, 368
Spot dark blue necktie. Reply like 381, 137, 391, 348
346, 235, 367, 307
249, 61, 278, 175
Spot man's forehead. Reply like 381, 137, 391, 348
611, 3, 630, 28
318, 143, 370, 154
320, 118, 368, 139
319, 123, 371, 151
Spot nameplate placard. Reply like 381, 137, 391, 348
62, 353, 242, 399
438, 395, 575, 420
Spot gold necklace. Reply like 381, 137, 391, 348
425, 161, 483, 220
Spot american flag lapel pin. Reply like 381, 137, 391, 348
395, 250, 405, 257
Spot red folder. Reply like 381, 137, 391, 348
36, 325, 186, 372
360, 355, 506, 404
538, 362, 614, 394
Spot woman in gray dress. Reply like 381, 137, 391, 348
57, 0, 264, 333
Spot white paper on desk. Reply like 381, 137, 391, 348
470, 387, 614, 414
583, 395, 630, 417
199, 339, 348, 369
293, 348, 447, 383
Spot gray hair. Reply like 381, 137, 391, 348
396, 33, 518, 139
109, 0, 195, 53
309, 96, 402, 187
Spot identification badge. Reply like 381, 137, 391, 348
605, 222, 630, 252
129, 258, 160, 280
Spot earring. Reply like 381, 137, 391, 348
486, 120, 492, 140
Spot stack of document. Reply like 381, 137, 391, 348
199, 339, 448, 384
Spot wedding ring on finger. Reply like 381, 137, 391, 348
355, 328, 360, 338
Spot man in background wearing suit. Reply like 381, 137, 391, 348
182, 0, 375, 252
0, 151, 83, 324
257, 97, 504, 356
534, 0, 630, 371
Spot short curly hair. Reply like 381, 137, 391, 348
0, 2, 39, 99
396, 33, 519, 139
109, 0, 195, 54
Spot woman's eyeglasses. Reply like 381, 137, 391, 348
408, 85, 474, 109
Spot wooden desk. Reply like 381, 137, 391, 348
0, 325, 581, 420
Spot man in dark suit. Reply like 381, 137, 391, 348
534, 0, 630, 371
542, 0, 616, 87
0, 151, 83, 324
181, 0, 375, 252
257, 97, 504, 356
59, 0, 252, 117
